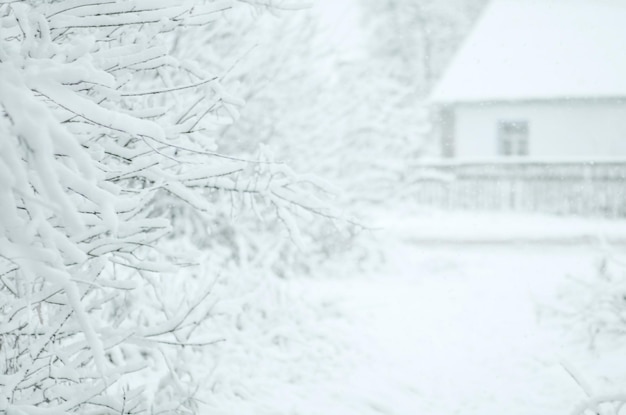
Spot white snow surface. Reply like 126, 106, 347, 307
192, 212, 626, 414
431, 0, 626, 103
375, 210, 626, 244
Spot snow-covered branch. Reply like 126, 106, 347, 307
0, 1, 336, 413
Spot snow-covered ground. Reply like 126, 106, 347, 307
188, 212, 626, 414
375, 210, 626, 244
322, 245, 593, 415
236, 212, 626, 414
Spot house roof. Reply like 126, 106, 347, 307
430, 0, 626, 103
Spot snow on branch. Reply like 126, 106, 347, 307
0, 1, 338, 414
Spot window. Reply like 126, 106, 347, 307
497, 120, 529, 156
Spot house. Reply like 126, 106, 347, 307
430, 0, 626, 159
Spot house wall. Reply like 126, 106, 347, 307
451, 101, 626, 158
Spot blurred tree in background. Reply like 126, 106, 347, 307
360, 0, 487, 95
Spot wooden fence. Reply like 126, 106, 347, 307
410, 159, 626, 217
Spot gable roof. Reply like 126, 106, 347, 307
431, 0, 626, 103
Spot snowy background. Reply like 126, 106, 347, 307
1, 1, 626, 415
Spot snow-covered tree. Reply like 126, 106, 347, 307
353, 0, 488, 165
0, 1, 332, 413
208, 5, 435, 208
360, 0, 487, 95
167, 5, 435, 278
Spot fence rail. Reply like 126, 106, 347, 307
411, 159, 626, 217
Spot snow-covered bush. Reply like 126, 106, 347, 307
553, 250, 626, 349
214, 10, 431, 207
178, 7, 433, 278
0, 1, 334, 413
547, 247, 626, 415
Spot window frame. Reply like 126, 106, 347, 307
497, 120, 529, 156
